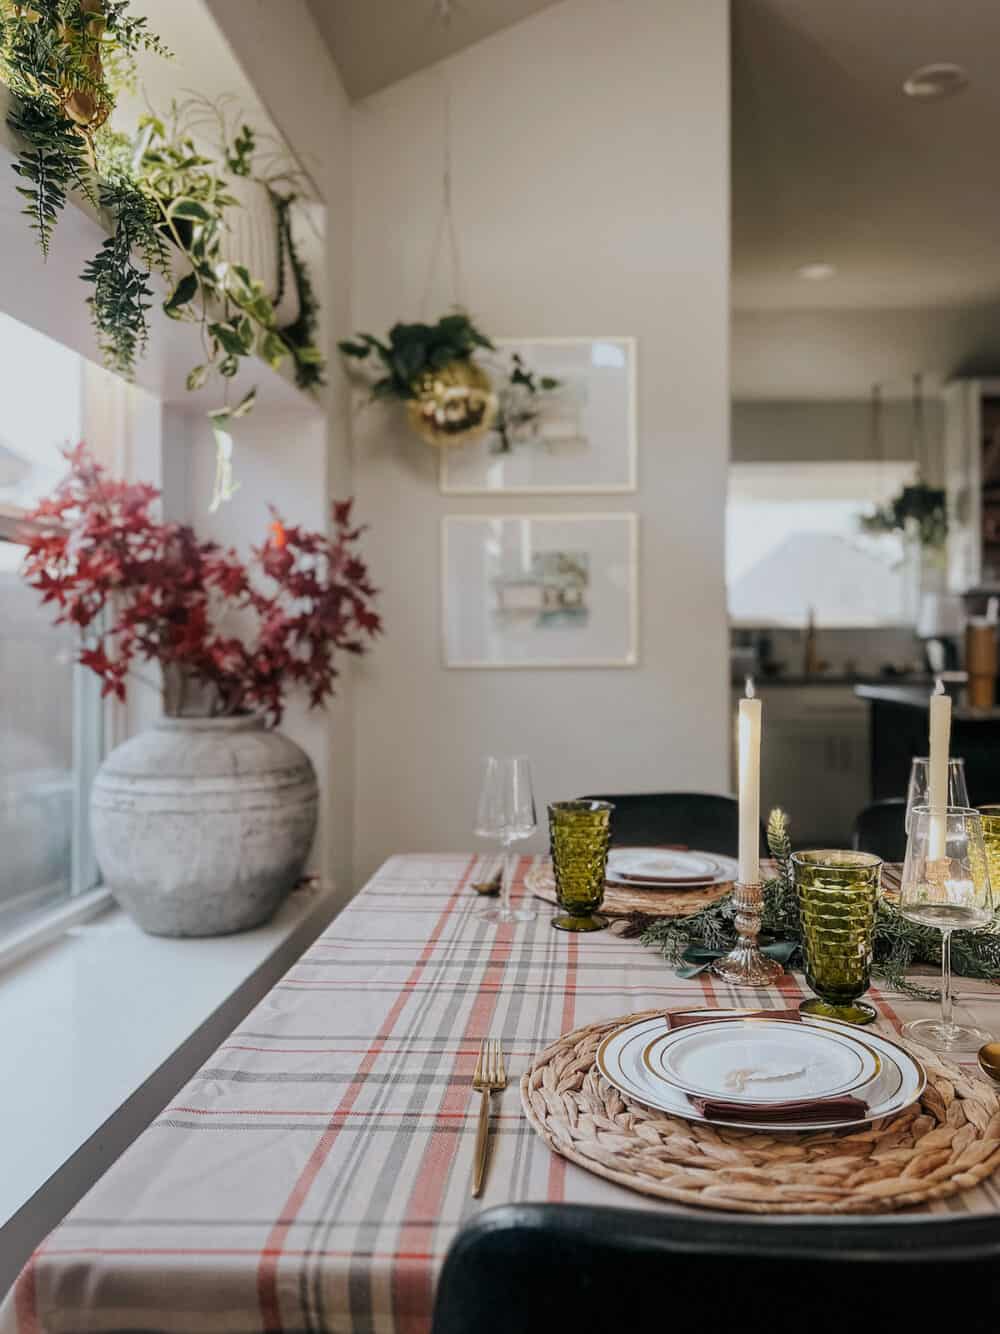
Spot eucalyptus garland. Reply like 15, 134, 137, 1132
637, 808, 1000, 1000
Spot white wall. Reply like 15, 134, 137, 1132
198, 1, 356, 895
350, 0, 731, 881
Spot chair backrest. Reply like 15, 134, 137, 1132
577, 791, 763, 857
431, 1203, 1000, 1334
852, 797, 907, 863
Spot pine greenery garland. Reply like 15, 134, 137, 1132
638, 808, 1000, 999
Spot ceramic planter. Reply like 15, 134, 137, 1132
91, 714, 318, 937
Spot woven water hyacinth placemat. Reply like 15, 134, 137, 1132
524, 864, 731, 919
520, 1010, 1000, 1214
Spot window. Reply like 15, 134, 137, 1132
727, 461, 918, 627
0, 314, 103, 939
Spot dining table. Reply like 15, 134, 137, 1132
4, 851, 1000, 1334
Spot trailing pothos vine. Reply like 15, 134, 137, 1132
1, 3, 326, 507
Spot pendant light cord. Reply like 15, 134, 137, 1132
420, 64, 467, 318
870, 381, 884, 500
912, 371, 926, 479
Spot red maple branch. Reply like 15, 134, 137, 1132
21, 445, 382, 725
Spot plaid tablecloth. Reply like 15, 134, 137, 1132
5, 853, 1000, 1334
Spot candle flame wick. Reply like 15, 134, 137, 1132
934, 677, 945, 696
745, 675, 756, 700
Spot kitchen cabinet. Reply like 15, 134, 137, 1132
731, 686, 870, 845
943, 377, 1000, 593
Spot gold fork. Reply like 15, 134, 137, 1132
471, 1038, 506, 1197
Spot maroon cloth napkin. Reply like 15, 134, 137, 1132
691, 1095, 868, 1125
665, 1008, 802, 1030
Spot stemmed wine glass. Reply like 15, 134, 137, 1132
474, 755, 538, 925
905, 757, 969, 833
898, 804, 994, 1051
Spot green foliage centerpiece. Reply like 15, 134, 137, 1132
637, 809, 1000, 998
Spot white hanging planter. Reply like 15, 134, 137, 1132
221, 177, 299, 328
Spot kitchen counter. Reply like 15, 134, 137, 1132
731, 675, 933, 689
855, 683, 1000, 721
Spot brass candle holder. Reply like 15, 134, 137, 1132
711, 881, 784, 985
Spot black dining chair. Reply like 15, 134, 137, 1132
576, 791, 764, 857
852, 797, 908, 863
431, 1203, 1000, 1334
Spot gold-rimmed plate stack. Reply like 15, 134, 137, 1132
596, 1011, 926, 1132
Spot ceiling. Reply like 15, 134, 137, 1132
306, 0, 564, 100
733, 0, 1000, 312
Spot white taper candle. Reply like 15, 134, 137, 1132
738, 677, 762, 885
928, 679, 952, 861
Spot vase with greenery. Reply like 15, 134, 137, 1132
22, 444, 381, 936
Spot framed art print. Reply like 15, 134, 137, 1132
442, 513, 638, 668
439, 337, 637, 495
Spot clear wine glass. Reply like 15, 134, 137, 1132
898, 804, 994, 1051
474, 755, 537, 925
905, 757, 969, 833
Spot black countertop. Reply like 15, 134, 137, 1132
730, 675, 933, 690
855, 683, 1000, 721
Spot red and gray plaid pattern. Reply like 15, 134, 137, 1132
5, 853, 1000, 1334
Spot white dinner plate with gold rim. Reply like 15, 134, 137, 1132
642, 1017, 883, 1104
605, 848, 738, 888
596, 1012, 924, 1132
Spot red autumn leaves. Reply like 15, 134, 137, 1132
22, 444, 381, 723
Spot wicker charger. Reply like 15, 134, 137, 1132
521, 1010, 1000, 1214
524, 862, 731, 919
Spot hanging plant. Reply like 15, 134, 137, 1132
0, 0, 167, 254
858, 376, 946, 550
339, 312, 497, 447
93, 97, 325, 397
860, 482, 948, 549
339, 313, 560, 450
2, 18, 327, 506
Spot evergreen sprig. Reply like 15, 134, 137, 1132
638, 808, 1000, 999
81, 175, 163, 375
8, 94, 92, 254
1, 0, 169, 256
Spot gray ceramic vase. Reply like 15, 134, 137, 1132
90, 714, 318, 937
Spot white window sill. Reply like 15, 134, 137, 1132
0, 881, 341, 1292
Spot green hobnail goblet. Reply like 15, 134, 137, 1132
792, 849, 882, 1025
977, 805, 1000, 892
548, 800, 613, 933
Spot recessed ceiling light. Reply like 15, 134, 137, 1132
796, 262, 836, 281
902, 63, 969, 100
